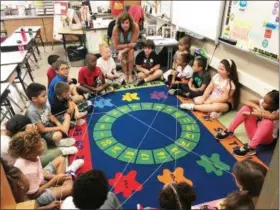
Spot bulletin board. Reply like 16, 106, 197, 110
221, 1, 279, 62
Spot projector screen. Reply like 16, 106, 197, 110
171, 1, 225, 41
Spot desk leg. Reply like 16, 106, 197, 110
38, 29, 45, 52
16, 66, 28, 96
62, 34, 67, 56
7, 96, 24, 112
25, 60, 34, 82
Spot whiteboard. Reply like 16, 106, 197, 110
221, 1, 279, 60
171, 1, 225, 41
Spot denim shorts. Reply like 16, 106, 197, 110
44, 162, 56, 174
36, 188, 55, 206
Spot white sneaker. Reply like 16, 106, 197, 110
210, 112, 222, 119
87, 100, 92, 106
60, 146, 78, 156
66, 159, 84, 173
58, 138, 76, 147
76, 119, 86, 126
180, 103, 194, 110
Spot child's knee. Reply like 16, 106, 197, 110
52, 131, 63, 142
138, 73, 145, 79
241, 105, 252, 112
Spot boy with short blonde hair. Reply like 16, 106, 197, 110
97, 44, 125, 88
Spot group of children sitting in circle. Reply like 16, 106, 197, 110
1, 24, 278, 209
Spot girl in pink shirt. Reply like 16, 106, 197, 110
180, 59, 240, 119
9, 130, 84, 207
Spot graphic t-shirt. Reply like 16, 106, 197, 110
135, 51, 160, 70
192, 71, 211, 88
26, 102, 51, 126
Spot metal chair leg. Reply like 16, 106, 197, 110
7, 96, 24, 112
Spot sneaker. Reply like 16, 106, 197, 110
180, 103, 194, 110
112, 82, 121, 89
60, 146, 78, 156
87, 100, 92, 106
106, 86, 115, 93
70, 121, 76, 128
99, 90, 107, 96
66, 159, 84, 173
210, 112, 222, 119
76, 118, 86, 126
168, 89, 177, 95
174, 89, 184, 96
58, 138, 76, 147
216, 130, 233, 140
233, 144, 256, 157
135, 78, 145, 86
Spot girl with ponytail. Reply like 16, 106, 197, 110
180, 59, 240, 119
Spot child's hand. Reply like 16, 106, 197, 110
118, 52, 123, 61
44, 201, 62, 209
58, 125, 68, 134
242, 111, 251, 116
52, 174, 71, 184
113, 73, 119, 78
106, 74, 114, 79
171, 81, 180, 85
128, 43, 136, 48
144, 70, 150, 76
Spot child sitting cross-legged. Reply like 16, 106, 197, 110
134, 39, 163, 86
97, 43, 125, 89
163, 53, 194, 88
168, 56, 210, 98
9, 130, 84, 207
1, 157, 63, 209
180, 59, 240, 119
78, 53, 109, 96
25, 83, 75, 147
51, 81, 88, 126
48, 60, 84, 105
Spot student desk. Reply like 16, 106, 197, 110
0, 33, 39, 65
0, 65, 25, 112
1, 51, 31, 95
14, 26, 45, 55
58, 27, 86, 55
0, 64, 18, 83
144, 35, 178, 69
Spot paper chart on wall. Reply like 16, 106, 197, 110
222, 1, 279, 61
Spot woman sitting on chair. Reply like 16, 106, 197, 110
112, 12, 140, 84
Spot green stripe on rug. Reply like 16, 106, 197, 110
114, 81, 164, 92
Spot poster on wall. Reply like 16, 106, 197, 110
222, 1, 279, 62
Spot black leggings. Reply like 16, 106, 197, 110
170, 83, 204, 98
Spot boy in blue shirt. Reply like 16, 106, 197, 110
48, 60, 84, 104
